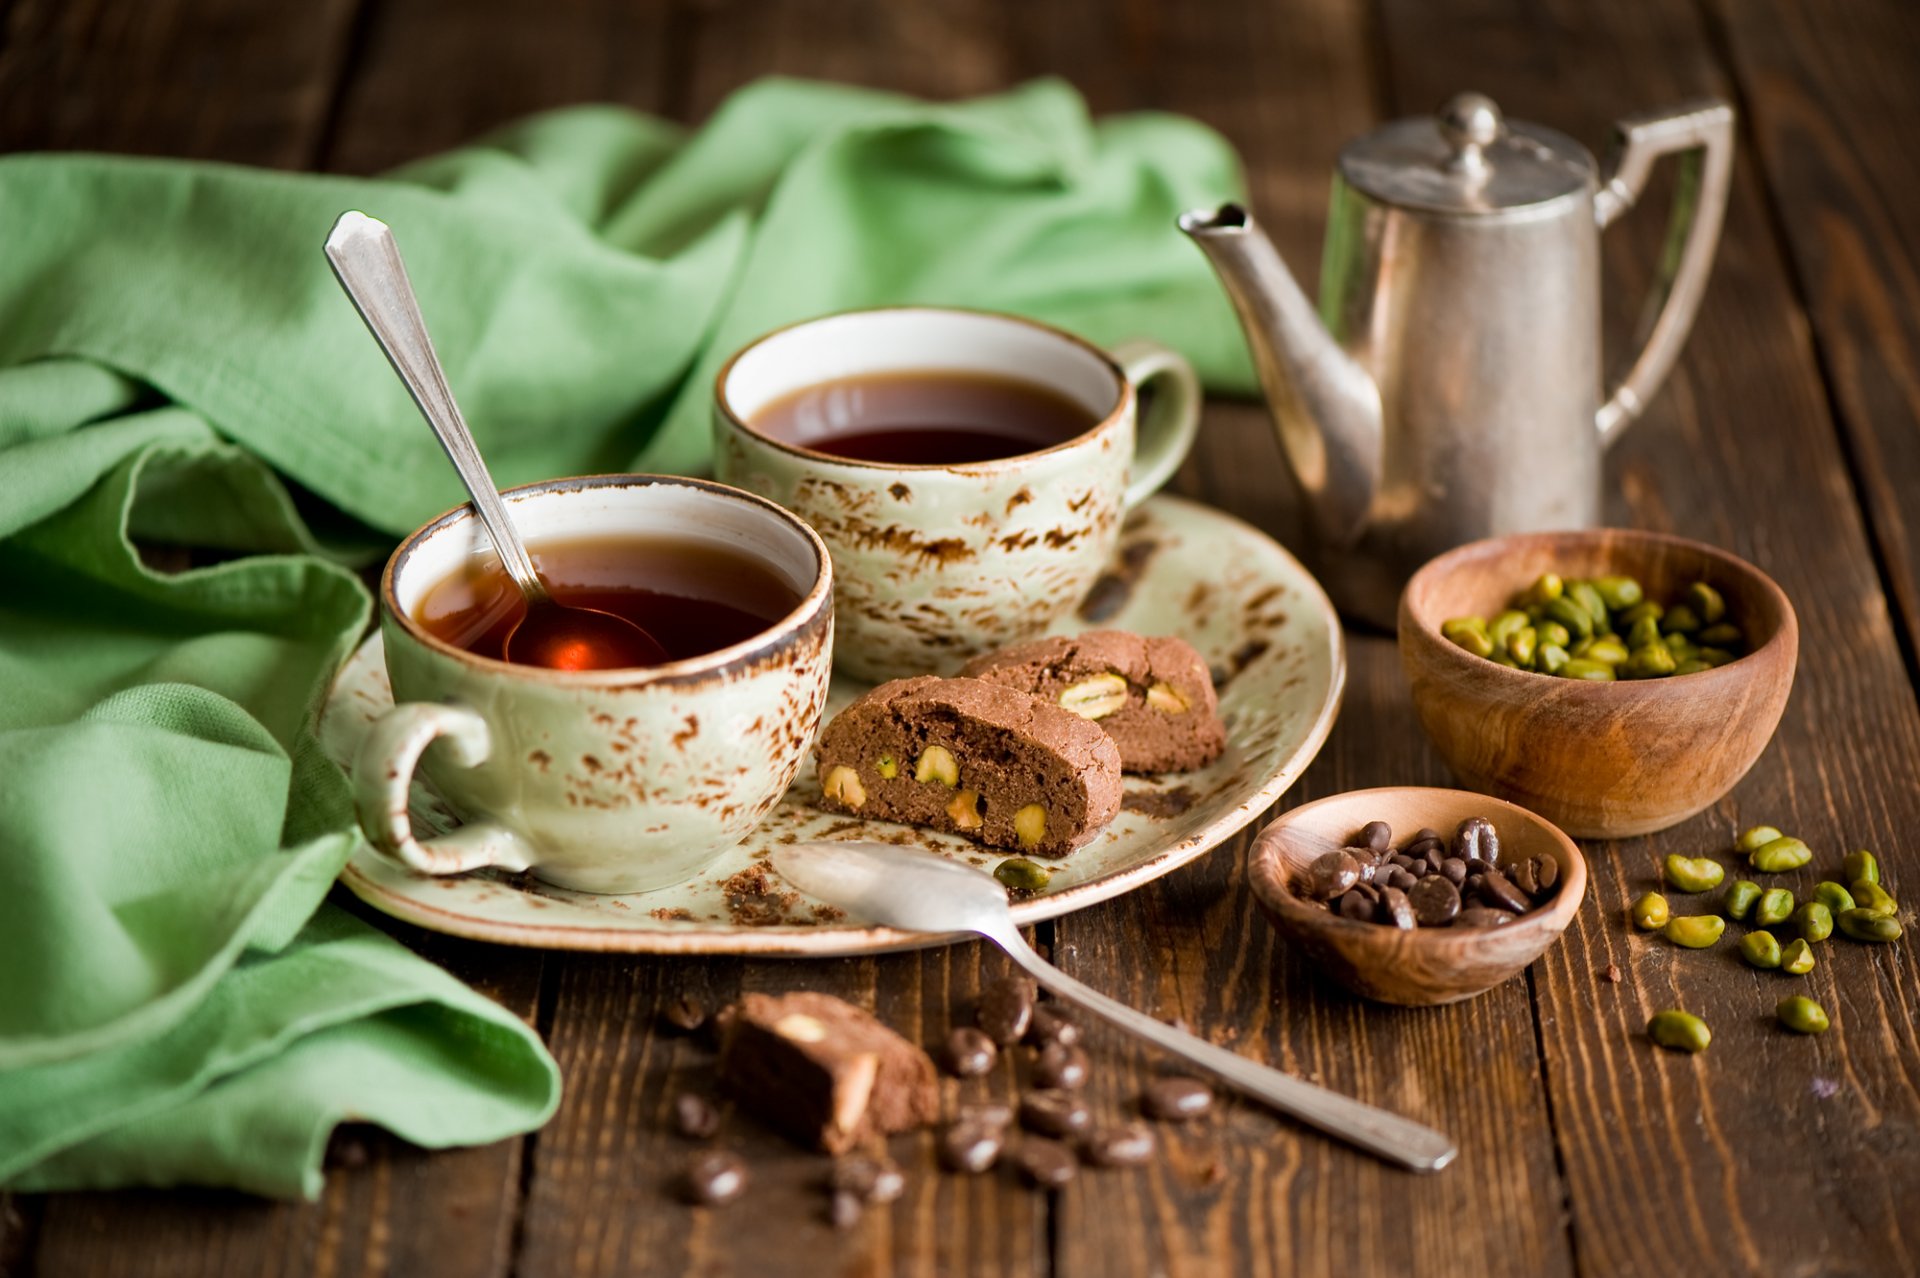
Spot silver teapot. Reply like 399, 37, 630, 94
1182, 92, 1734, 627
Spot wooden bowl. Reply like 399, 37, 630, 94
1247, 788, 1587, 1006
1398, 529, 1798, 839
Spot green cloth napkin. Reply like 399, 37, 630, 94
0, 77, 1249, 1198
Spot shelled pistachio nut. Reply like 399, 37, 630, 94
1648, 1010, 1711, 1054
1776, 995, 1829, 1034
1664, 855, 1725, 893
1630, 892, 1671, 930
1663, 915, 1726, 949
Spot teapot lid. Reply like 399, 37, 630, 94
1339, 92, 1594, 215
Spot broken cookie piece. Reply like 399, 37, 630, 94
717, 991, 940, 1154
812, 676, 1122, 856
960, 631, 1226, 773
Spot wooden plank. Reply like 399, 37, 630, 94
999, 2, 1577, 1274
318, 0, 674, 175
1703, 0, 1920, 671
1374, 3, 1920, 1276
0, 0, 360, 166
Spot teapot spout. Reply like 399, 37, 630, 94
1179, 204, 1381, 543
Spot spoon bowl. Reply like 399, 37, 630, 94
324, 210, 667, 672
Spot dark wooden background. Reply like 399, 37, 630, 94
4, 0, 1919, 1275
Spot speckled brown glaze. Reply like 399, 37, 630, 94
813, 676, 1123, 856
960, 631, 1226, 773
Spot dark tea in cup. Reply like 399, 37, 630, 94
415, 535, 802, 666
749, 370, 1095, 465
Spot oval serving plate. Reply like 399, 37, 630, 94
320, 493, 1345, 955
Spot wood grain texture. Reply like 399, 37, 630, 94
0, 0, 361, 166
1399, 529, 1798, 838
1378, 2, 1920, 1275
1703, 0, 1920, 676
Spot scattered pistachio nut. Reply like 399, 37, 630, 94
1648, 1009, 1711, 1054
1735, 824, 1785, 855
1850, 880, 1897, 917
1664, 854, 1725, 893
1750, 836, 1813, 873
994, 857, 1051, 893
1781, 938, 1816, 974
1722, 879, 1762, 921
823, 765, 866, 809
1837, 909, 1902, 943
946, 788, 984, 831
1058, 674, 1129, 720
1842, 849, 1880, 886
1792, 901, 1833, 944
1145, 680, 1190, 713
1739, 930, 1782, 969
1777, 995, 1829, 1034
1663, 915, 1726, 949
1014, 803, 1047, 849
914, 744, 959, 786
1754, 888, 1796, 928
1631, 892, 1671, 930
1812, 881, 1856, 915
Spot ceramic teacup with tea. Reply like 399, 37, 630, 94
713, 307, 1201, 682
352, 474, 834, 895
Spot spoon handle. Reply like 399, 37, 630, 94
989, 929, 1458, 1172
323, 211, 548, 604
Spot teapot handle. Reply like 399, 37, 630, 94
1592, 100, 1735, 448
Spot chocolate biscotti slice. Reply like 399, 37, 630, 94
813, 676, 1122, 857
959, 631, 1227, 773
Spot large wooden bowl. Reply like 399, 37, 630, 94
1247, 788, 1587, 1006
1398, 529, 1798, 839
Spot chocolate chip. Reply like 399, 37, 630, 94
673, 1092, 720, 1140
977, 977, 1036, 1045
681, 1150, 748, 1205
1019, 1088, 1093, 1138
1441, 857, 1468, 885
1017, 1137, 1079, 1188
662, 994, 706, 1034
1408, 875, 1461, 926
1478, 869, 1531, 914
940, 1120, 1004, 1173
829, 1190, 862, 1230
1337, 890, 1376, 923
1357, 820, 1393, 853
1032, 1042, 1090, 1090
944, 1026, 998, 1077
1403, 835, 1443, 862
1456, 905, 1511, 928
1082, 1121, 1157, 1167
830, 1154, 905, 1205
1453, 816, 1499, 864
1303, 850, 1363, 900
1028, 1004, 1080, 1048
1142, 1076, 1213, 1122
1390, 854, 1418, 873
1385, 867, 1418, 893
1380, 885, 1416, 930
1412, 827, 1441, 845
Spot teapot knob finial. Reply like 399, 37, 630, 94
1438, 92, 1505, 178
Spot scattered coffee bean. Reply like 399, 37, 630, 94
1304, 850, 1363, 900
673, 1092, 720, 1140
1028, 1004, 1080, 1048
1408, 875, 1461, 926
1017, 1138, 1079, 1188
1019, 1088, 1093, 1138
978, 976, 1036, 1045
940, 1120, 1005, 1173
1357, 820, 1393, 854
1032, 1042, 1090, 1090
681, 1150, 749, 1206
1380, 885, 1416, 930
1142, 1076, 1213, 1122
1082, 1121, 1157, 1167
829, 1190, 863, 1230
958, 1101, 1012, 1129
944, 1026, 998, 1078
830, 1154, 905, 1205
662, 994, 706, 1034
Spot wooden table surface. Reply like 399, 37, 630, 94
5, 0, 1919, 1274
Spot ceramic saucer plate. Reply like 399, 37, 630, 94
319, 493, 1345, 955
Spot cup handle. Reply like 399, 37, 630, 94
1109, 339, 1202, 509
352, 702, 537, 876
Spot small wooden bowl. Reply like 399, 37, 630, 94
1399, 529, 1798, 839
1247, 788, 1587, 1006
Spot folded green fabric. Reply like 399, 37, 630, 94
0, 77, 1247, 1197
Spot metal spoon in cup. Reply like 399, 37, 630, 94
769, 840, 1458, 1173
324, 211, 667, 671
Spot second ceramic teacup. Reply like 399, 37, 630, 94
713, 307, 1201, 682
352, 474, 834, 895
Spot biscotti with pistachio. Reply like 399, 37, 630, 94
812, 676, 1122, 856
959, 630, 1226, 773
